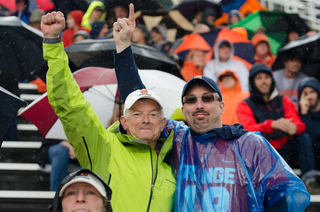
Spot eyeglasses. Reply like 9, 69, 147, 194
183, 94, 221, 104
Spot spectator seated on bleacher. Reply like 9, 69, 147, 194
81, 1, 106, 31
273, 53, 308, 105
36, 138, 80, 192
61, 10, 86, 48
151, 24, 173, 56
236, 63, 320, 194
203, 39, 249, 91
218, 69, 249, 125
298, 77, 320, 170
180, 49, 206, 82
252, 34, 276, 68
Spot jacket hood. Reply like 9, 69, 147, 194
228, 9, 242, 24
252, 34, 273, 56
249, 63, 278, 103
81, 1, 106, 30
201, 8, 218, 27
298, 77, 320, 100
108, 121, 170, 149
69, 10, 84, 28
213, 39, 234, 64
218, 69, 242, 93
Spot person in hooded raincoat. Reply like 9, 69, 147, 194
61, 10, 86, 47
252, 34, 276, 68
236, 63, 320, 194
203, 39, 249, 91
298, 77, 320, 170
53, 169, 112, 212
81, 1, 107, 31
217, 69, 249, 125
113, 4, 310, 211
180, 49, 206, 82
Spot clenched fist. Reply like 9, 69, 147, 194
41, 11, 65, 39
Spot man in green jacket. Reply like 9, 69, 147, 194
41, 12, 176, 212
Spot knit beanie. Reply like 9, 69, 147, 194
298, 77, 320, 100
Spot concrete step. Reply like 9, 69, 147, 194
0, 141, 42, 163
18, 83, 39, 94
0, 170, 50, 191
0, 191, 54, 212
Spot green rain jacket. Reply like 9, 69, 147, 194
44, 40, 176, 212
81, 1, 106, 30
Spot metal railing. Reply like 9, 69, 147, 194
260, 0, 320, 31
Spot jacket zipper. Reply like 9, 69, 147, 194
82, 136, 93, 170
146, 146, 159, 212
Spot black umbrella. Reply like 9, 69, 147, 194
0, 16, 47, 82
64, 39, 181, 78
272, 32, 320, 81
105, 0, 163, 12
0, 86, 27, 146
168, 0, 222, 22
135, 10, 195, 41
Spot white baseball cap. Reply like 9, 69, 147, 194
124, 89, 163, 116
59, 172, 107, 197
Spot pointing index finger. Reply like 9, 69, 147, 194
129, 3, 135, 23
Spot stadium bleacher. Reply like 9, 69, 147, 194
0, 83, 320, 211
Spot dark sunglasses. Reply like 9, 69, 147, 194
183, 94, 221, 104
94, 8, 104, 12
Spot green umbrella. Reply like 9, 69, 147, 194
229, 11, 310, 56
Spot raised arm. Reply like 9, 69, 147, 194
41, 11, 65, 39
42, 12, 112, 179
113, 3, 145, 102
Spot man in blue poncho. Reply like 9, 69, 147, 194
112, 4, 310, 211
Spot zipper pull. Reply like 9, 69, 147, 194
151, 184, 155, 199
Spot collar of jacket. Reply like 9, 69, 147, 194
108, 121, 174, 156
190, 124, 248, 140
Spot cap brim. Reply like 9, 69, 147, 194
59, 175, 106, 198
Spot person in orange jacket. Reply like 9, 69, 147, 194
218, 69, 249, 125
180, 49, 206, 81
252, 34, 276, 68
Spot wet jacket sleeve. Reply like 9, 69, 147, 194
282, 95, 306, 135
236, 100, 274, 133
113, 47, 145, 102
44, 41, 111, 178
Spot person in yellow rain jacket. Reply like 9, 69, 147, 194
41, 11, 175, 212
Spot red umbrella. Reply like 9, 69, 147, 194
0, 0, 16, 11
32, 0, 55, 12
19, 67, 185, 140
0, 0, 55, 12
19, 67, 117, 138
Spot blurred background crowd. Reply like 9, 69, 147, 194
2, 0, 320, 200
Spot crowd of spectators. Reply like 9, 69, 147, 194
2, 0, 320, 200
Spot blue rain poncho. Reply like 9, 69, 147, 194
114, 46, 310, 211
